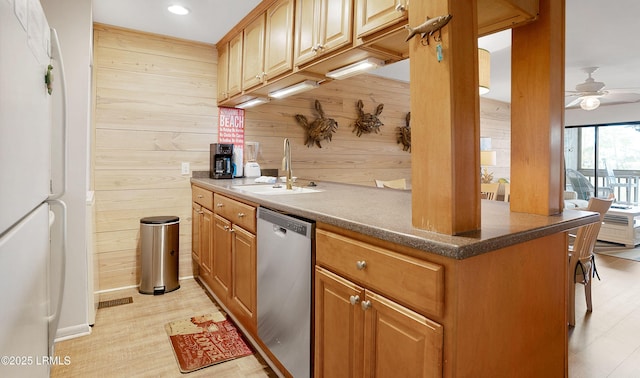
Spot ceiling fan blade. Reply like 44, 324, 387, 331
601, 92, 640, 103
565, 97, 583, 108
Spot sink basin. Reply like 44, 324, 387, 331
232, 184, 322, 195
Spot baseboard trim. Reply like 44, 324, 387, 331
55, 323, 92, 343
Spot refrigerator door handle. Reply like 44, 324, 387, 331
46, 199, 66, 352
48, 28, 67, 201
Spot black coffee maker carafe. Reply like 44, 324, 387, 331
210, 143, 233, 179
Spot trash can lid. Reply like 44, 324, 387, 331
140, 216, 180, 224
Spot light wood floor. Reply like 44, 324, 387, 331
51, 255, 640, 377
569, 253, 640, 377
51, 279, 277, 377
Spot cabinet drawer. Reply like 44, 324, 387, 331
192, 185, 213, 209
213, 193, 257, 233
316, 229, 444, 317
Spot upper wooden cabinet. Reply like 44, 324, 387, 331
227, 33, 243, 98
243, 0, 294, 92
294, 0, 353, 67
242, 14, 266, 91
355, 0, 408, 38
217, 42, 229, 101
478, 0, 539, 36
264, 0, 295, 79
216, 0, 538, 104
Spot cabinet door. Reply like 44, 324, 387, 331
191, 202, 201, 262
227, 33, 243, 97
217, 42, 229, 101
355, 0, 407, 38
319, 0, 353, 53
242, 14, 266, 91
294, 0, 320, 65
212, 214, 232, 301
229, 225, 257, 335
264, 0, 294, 79
200, 207, 213, 277
315, 267, 365, 378
363, 291, 444, 378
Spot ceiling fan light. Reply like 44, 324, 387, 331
580, 96, 600, 111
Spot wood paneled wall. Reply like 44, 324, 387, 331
92, 24, 511, 291
93, 24, 217, 290
243, 77, 511, 186
243, 75, 413, 186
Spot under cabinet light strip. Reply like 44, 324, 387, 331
325, 58, 385, 80
268, 80, 319, 99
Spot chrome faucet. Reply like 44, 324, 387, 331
282, 138, 293, 190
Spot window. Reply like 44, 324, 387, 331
565, 122, 640, 204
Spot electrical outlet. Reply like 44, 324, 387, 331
181, 162, 190, 175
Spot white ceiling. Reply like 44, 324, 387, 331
93, 0, 640, 106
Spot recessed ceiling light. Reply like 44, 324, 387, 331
168, 5, 190, 15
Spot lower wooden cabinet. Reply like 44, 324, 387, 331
211, 196, 258, 336
192, 201, 213, 280
192, 185, 258, 336
211, 214, 232, 300
227, 225, 257, 335
315, 267, 443, 377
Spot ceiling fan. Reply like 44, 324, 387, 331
565, 67, 640, 111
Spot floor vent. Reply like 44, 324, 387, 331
98, 297, 133, 309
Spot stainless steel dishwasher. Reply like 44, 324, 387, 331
257, 206, 314, 378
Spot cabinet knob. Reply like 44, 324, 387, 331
356, 260, 367, 270
237, 212, 245, 218
216, 203, 224, 207
312, 44, 324, 53
349, 295, 360, 305
197, 194, 203, 198
395, 3, 407, 12
223, 225, 230, 231
361, 300, 372, 310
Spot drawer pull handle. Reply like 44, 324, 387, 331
361, 300, 372, 311
237, 212, 245, 218
216, 203, 224, 207
356, 260, 367, 270
197, 194, 203, 198
349, 295, 360, 305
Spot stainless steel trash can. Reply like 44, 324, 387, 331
139, 216, 180, 295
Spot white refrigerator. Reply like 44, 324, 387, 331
0, 0, 67, 376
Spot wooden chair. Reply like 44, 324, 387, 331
480, 183, 500, 200
567, 197, 613, 327
374, 178, 407, 190
502, 183, 510, 202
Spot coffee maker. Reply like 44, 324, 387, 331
210, 143, 234, 179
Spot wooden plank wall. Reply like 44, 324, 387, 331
93, 24, 217, 290
92, 24, 511, 291
243, 77, 511, 186
243, 75, 413, 186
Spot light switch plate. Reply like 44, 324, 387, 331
181, 162, 190, 175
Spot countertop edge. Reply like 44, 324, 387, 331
191, 177, 600, 260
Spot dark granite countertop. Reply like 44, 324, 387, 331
191, 175, 599, 260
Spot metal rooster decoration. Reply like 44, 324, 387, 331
295, 100, 338, 148
397, 112, 411, 152
352, 100, 384, 137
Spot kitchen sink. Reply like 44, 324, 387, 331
232, 184, 322, 195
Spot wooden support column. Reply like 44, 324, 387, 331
511, 0, 565, 215
410, 0, 480, 234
